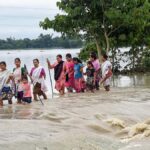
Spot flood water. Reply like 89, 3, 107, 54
0, 49, 150, 150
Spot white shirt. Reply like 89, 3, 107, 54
101, 60, 112, 86
101, 60, 112, 78
13, 67, 22, 84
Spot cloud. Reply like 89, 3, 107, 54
0, 0, 60, 39
0, 0, 58, 8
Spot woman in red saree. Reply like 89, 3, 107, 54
64, 53, 75, 92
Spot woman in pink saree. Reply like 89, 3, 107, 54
47, 55, 65, 95
64, 53, 75, 92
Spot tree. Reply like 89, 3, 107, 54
40, 0, 147, 60
40, 0, 150, 63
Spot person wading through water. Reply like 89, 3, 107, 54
64, 53, 75, 93
30, 59, 47, 101
47, 54, 65, 95
90, 53, 101, 90
0, 61, 13, 106
101, 54, 112, 91
13, 58, 27, 104
73, 57, 85, 93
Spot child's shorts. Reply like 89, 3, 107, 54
22, 97, 32, 103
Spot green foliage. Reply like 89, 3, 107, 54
40, 0, 150, 72
79, 43, 97, 61
79, 42, 107, 61
0, 34, 83, 50
40, 0, 150, 59
142, 49, 150, 71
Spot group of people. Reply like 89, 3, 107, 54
0, 58, 47, 106
0, 52, 112, 106
47, 52, 112, 95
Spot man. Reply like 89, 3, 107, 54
101, 54, 112, 91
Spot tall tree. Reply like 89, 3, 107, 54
40, 0, 150, 60
40, 0, 148, 59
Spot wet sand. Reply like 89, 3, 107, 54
0, 87, 150, 150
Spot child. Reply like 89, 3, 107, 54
101, 54, 112, 91
21, 76, 32, 104
85, 61, 96, 92
73, 57, 85, 93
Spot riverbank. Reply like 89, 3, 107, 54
0, 87, 150, 150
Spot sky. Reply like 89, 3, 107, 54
0, 0, 60, 39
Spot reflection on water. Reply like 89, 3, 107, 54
112, 74, 150, 88
0, 50, 150, 150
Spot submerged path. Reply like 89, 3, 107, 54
0, 87, 150, 150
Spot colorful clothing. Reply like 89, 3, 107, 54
92, 59, 101, 90
101, 60, 112, 86
74, 63, 83, 79
21, 82, 32, 103
92, 59, 100, 71
86, 68, 95, 90
64, 61, 75, 91
52, 61, 65, 91
30, 66, 47, 93
1, 86, 13, 103
74, 63, 85, 92
13, 67, 25, 84
74, 78, 85, 93
0, 70, 13, 103
21, 83, 32, 98
13, 67, 26, 102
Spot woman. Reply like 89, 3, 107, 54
30, 59, 47, 101
13, 58, 26, 104
90, 53, 101, 90
73, 57, 85, 93
101, 54, 112, 91
64, 53, 75, 92
0, 62, 13, 106
85, 61, 96, 92
47, 55, 65, 95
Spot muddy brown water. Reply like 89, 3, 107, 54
0, 50, 150, 150
0, 86, 150, 150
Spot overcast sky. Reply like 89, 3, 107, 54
0, 0, 60, 39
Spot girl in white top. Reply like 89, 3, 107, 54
101, 54, 112, 91
13, 58, 26, 104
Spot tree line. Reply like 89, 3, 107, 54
0, 34, 83, 50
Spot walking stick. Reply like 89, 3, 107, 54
47, 59, 54, 98
24, 64, 44, 105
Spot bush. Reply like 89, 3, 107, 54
142, 49, 150, 71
